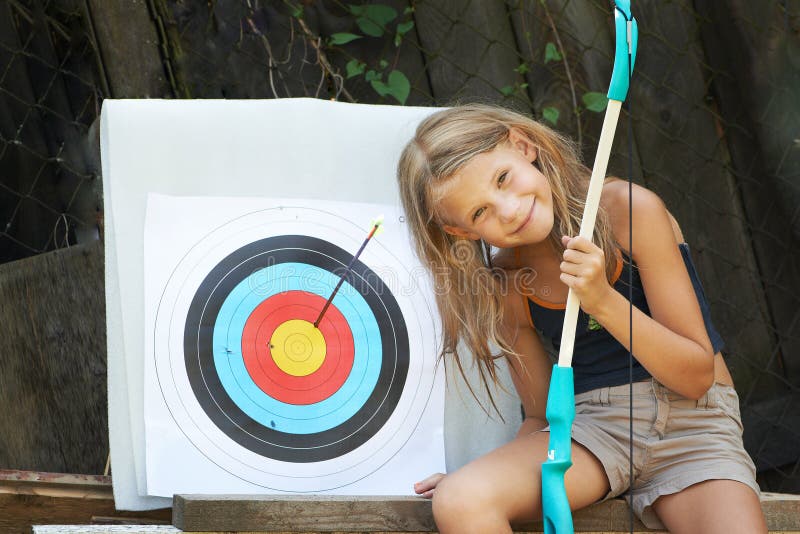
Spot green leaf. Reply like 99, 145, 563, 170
542, 106, 559, 125
346, 60, 366, 79
544, 42, 562, 63
330, 33, 362, 45
371, 80, 388, 95
582, 91, 608, 112
500, 85, 515, 96
357, 17, 383, 36
514, 63, 530, 75
291, 5, 303, 18
353, 4, 398, 37
379, 59, 389, 69
365, 70, 380, 82
371, 70, 410, 104
395, 20, 414, 46
387, 70, 410, 103
365, 4, 398, 23
397, 20, 414, 35
404, 6, 414, 15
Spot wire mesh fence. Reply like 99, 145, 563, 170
0, 0, 103, 263
1, 0, 798, 493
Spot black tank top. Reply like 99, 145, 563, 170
524, 243, 724, 394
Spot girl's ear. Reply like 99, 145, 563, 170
507, 127, 538, 163
442, 224, 481, 241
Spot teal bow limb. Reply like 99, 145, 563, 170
540, 2, 637, 533
541, 365, 575, 534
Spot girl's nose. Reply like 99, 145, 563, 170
498, 196, 520, 223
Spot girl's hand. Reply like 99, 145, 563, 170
413, 472, 445, 499
560, 235, 614, 317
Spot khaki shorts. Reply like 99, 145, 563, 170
568, 379, 759, 530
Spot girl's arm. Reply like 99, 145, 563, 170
561, 183, 715, 399
500, 275, 552, 436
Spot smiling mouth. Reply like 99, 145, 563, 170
512, 199, 535, 234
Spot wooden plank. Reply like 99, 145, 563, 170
173, 495, 436, 533
0, 470, 111, 499
173, 493, 800, 533
0, 241, 107, 473
507, 0, 646, 177
34, 528, 179, 534
0, 494, 171, 534
309, 0, 433, 105
0, 470, 171, 534
141, 2, 322, 99
86, 0, 172, 98
695, 0, 800, 383
741, 393, 800, 475
139, 1, 431, 104
413, 0, 524, 104
614, 0, 779, 402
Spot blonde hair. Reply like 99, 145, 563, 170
397, 103, 619, 413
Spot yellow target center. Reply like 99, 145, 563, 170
269, 320, 326, 376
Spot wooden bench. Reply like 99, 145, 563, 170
6, 471, 798, 532
169, 493, 799, 532
23, 492, 800, 533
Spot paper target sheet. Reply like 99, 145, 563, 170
143, 194, 445, 496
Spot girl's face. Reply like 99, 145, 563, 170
437, 129, 554, 249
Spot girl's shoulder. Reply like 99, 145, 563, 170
601, 177, 666, 221
601, 178, 686, 259
601, 178, 679, 250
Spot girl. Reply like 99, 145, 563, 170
397, 104, 766, 533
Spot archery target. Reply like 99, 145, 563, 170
150, 202, 440, 492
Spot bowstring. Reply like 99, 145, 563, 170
626, 13, 634, 533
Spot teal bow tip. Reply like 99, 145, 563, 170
614, 0, 632, 19
608, 1, 639, 102
541, 365, 575, 534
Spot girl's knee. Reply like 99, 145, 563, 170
431, 469, 541, 529
432, 473, 496, 525
431, 475, 471, 525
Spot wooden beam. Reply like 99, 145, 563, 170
413, 0, 523, 104
85, 0, 172, 98
0, 470, 171, 532
0, 241, 108, 474
0, 470, 111, 499
172, 493, 800, 533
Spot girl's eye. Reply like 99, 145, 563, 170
472, 207, 485, 222
497, 172, 507, 186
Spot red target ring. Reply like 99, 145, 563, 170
241, 291, 354, 405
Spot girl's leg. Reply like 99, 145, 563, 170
431, 430, 610, 534
651, 479, 767, 534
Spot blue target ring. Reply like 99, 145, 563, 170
212, 264, 382, 433
183, 235, 409, 462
